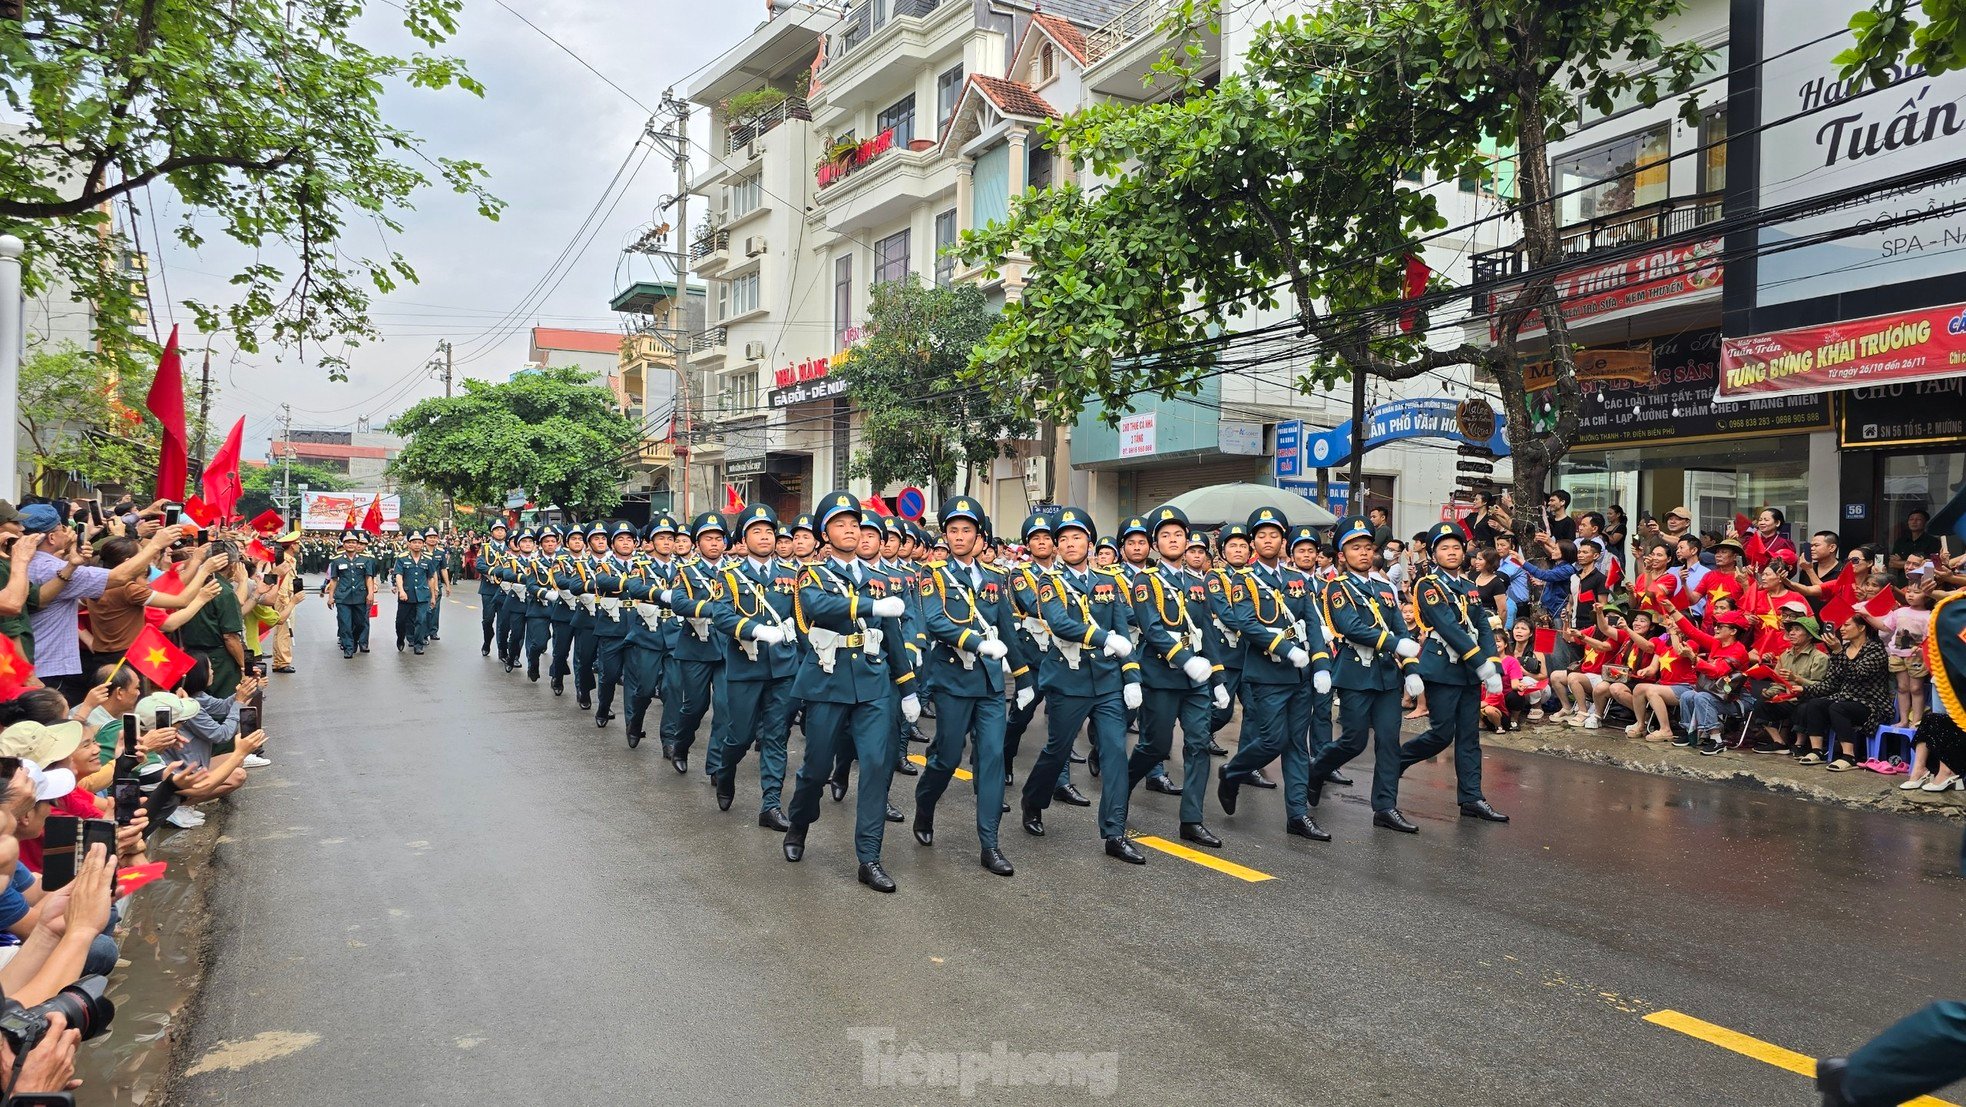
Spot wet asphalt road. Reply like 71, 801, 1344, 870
168, 596, 1966, 1106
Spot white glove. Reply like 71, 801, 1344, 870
1404, 672, 1425, 699
1122, 683, 1142, 710
751, 624, 787, 645
901, 693, 921, 722
1182, 655, 1213, 684
1102, 633, 1133, 659
871, 596, 906, 618
658, 589, 674, 606
1286, 646, 1310, 670
1015, 687, 1035, 711
1476, 660, 1499, 682
1395, 637, 1421, 660
1313, 670, 1332, 695
1212, 685, 1231, 711
1484, 674, 1504, 697
977, 638, 1009, 660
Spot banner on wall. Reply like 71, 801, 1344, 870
299, 491, 402, 532
1717, 300, 1966, 400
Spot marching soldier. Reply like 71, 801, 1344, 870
542, 526, 581, 694
1292, 524, 1341, 768
707, 504, 799, 830
392, 530, 437, 654
1125, 505, 1225, 847
621, 520, 676, 753
1215, 507, 1333, 841
590, 521, 641, 729
1396, 523, 1510, 823
661, 512, 732, 776
569, 522, 608, 710
1305, 515, 1426, 834
479, 520, 508, 657
1206, 524, 1252, 738
1003, 512, 1076, 801
493, 527, 533, 671
911, 496, 1032, 877
422, 529, 449, 643
321, 532, 376, 659
1017, 509, 1147, 864
520, 526, 562, 681
782, 492, 920, 893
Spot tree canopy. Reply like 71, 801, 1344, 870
0, 0, 501, 378
16, 344, 155, 495
385, 365, 637, 516
1840, 0, 1966, 85
828, 278, 1033, 504
957, 0, 1711, 525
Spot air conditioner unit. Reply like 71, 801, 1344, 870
746, 140, 762, 161
743, 340, 767, 360
743, 236, 769, 257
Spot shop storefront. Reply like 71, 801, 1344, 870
1555, 328, 1833, 540
1834, 378, 1966, 550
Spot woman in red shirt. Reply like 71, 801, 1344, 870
1672, 611, 1753, 755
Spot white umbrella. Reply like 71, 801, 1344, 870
1159, 482, 1339, 529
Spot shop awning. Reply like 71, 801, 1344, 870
1716, 301, 1966, 401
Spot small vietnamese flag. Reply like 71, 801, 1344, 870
181, 496, 220, 528
248, 509, 285, 535
125, 624, 196, 689
244, 539, 276, 563
1818, 592, 1856, 632
1734, 513, 1753, 538
368, 602, 379, 619
115, 861, 168, 896
150, 565, 186, 595
1533, 627, 1558, 655
1861, 587, 1899, 618
0, 635, 34, 701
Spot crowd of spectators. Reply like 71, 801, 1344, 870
1326, 490, 1963, 788
0, 494, 290, 1097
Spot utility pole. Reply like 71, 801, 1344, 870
193, 344, 213, 474
278, 402, 294, 518
433, 340, 454, 529
0, 235, 22, 502
651, 92, 693, 517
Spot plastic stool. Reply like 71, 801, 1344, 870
1868, 724, 1916, 765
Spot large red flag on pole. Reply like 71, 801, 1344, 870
361, 494, 385, 535
145, 326, 188, 501
200, 416, 246, 522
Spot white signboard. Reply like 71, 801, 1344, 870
1118, 412, 1157, 458
1757, 0, 1966, 306
1217, 420, 1262, 456
299, 491, 402, 532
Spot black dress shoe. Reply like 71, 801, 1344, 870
714, 773, 735, 811
912, 811, 934, 846
783, 826, 807, 862
1217, 772, 1241, 816
1247, 775, 1278, 790
906, 724, 929, 744
661, 740, 676, 760
1145, 773, 1182, 795
1286, 814, 1332, 841
1088, 755, 1100, 778
412, 646, 424, 655
758, 807, 792, 832
1068, 750, 1088, 764
1459, 799, 1510, 823
980, 846, 1014, 876
1003, 769, 1014, 786
884, 802, 904, 823
1816, 1057, 1849, 1107
626, 729, 642, 750
894, 757, 919, 777
551, 678, 564, 696
396, 639, 404, 651
274, 665, 296, 673
828, 775, 848, 803
1373, 808, 1420, 833
359, 645, 369, 653
1053, 784, 1091, 807
1206, 742, 1229, 756
1327, 770, 1354, 787
858, 861, 897, 892
343, 650, 355, 659
503, 659, 515, 673
577, 692, 592, 710
481, 645, 491, 657
1105, 837, 1147, 864
1179, 822, 1222, 848
528, 666, 540, 681
1021, 808, 1045, 836
670, 754, 688, 775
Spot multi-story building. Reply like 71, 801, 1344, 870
609, 281, 704, 517
269, 427, 403, 484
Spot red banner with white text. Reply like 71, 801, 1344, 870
1717, 301, 1966, 399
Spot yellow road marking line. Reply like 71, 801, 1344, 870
1644, 1010, 1958, 1106
1132, 835, 1276, 882
906, 753, 970, 781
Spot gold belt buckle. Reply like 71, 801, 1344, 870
844, 634, 864, 647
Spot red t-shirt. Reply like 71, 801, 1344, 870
19, 789, 107, 873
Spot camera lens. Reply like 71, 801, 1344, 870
43, 976, 115, 1041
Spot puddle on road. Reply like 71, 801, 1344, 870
73, 815, 221, 1105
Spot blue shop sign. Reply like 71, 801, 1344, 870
1301, 398, 1510, 469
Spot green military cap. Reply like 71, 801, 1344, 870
1053, 507, 1095, 540
1119, 515, 1150, 539
1426, 521, 1466, 551
940, 496, 984, 528
1021, 512, 1053, 541
691, 512, 729, 538
1148, 505, 1189, 536
816, 491, 860, 530
1245, 506, 1289, 536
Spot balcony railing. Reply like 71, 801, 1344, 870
723, 96, 812, 156
828, 0, 945, 66
690, 327, 729, 356
689, 229, 729, 262
816, 128, 896, 189
1086, 0, 1175, 64
1471, 190, 1725, 312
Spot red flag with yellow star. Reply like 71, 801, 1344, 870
0, 634, 34, 700
125, 624, 196, 689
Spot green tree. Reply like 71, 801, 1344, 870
1839, 0, 1966, 84
386, 365, 636, 516
392, 482, 445, 531
16, 343, 155, 494
236, 459, 349, 523
958, 0, 1711, 532
831, 277, 1033, 504
0, 0, 501, 379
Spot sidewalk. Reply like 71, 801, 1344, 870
1486, 720, 1966, 820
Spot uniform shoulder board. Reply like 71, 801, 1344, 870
928, 558, 948, 569
1096, 565, 1126, 578
981, 562, 1008, 575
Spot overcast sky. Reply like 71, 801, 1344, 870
150, 1, 769, 464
